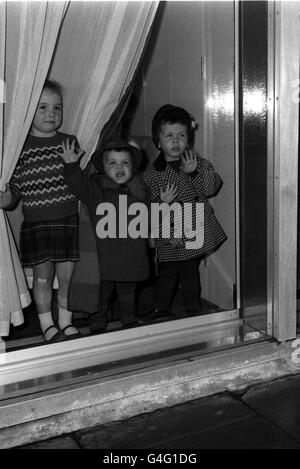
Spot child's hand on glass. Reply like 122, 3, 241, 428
160, 182, 178, 203
0, 184, 12, 208
181, 150, 198, 174
60, 139, 85, 164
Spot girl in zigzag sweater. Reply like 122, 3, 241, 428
0, 80, 85, 343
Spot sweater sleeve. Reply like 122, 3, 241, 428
7, 159, 23, 209
8, 186, 21, 209
63, 161, 97, 207
9, 158, 23, 193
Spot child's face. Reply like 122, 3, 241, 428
103, 150, 133, 184
158, 122, 188, 161
30, 89, 63, 137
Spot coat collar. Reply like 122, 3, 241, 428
101, 174, 123, 191
153, 152, 167, 171
153, 152, 181, 172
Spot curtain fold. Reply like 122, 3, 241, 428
48, 1, 158, 313
1, 1, 158, 327
50, 1, 159, 166
0, 1, 68, 336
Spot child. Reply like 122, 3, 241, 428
144, 104, 227, 319
0, 80, 84, 342
61, 138, 149, 334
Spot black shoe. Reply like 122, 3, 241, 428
60, 325, 83, 340
137, 313, 155, 325
155, 309, 171, 319
43, 325, 66, 343
90, 325, 107, 335
186, 308, 202, 317
121, 321, 138, 330
137, 309, 171, 325
172, 310, 188, 319
121, 314, 138, 329
149, 309, 171, 322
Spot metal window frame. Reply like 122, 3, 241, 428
271, 0, 299, 341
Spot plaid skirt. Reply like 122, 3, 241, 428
20, 214, 79, 267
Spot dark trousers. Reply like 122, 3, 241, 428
90, 280, 137, 331
155, 258, 201, 313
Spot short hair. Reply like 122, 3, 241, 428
152, 104, 194, 149
103, 147, 133, 163
43, 79, 63, 101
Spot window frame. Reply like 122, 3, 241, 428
271, 0, 299, 341
1, 0, 298, 389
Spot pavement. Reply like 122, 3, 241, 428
15, 372, 300, 450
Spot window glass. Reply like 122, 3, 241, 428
124, 1, 236, 324
2, 1, 270, 363
239, 1, 268, 334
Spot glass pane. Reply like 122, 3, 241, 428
3, 1, 237, 355
239, 1, 268, 333
123, 0, 237, 322
1, 1, 271, 359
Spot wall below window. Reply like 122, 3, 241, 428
1, 338, 299, 449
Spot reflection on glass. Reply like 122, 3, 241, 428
206, 88, 234, 116
243, 88, 266, 115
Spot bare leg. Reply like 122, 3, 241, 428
32, 261, 58, 340
56, 261, 79, 336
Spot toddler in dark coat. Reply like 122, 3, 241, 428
61, 138, 149, 333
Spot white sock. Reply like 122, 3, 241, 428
38, 312, 59, 341
58, 307, 78, 335
0, 337, 5, 353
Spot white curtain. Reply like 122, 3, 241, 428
49, 1, 159, 167
1, 0, 158, 335
0, 1, 68, 336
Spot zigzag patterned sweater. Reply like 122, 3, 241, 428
10, 132, 78, 222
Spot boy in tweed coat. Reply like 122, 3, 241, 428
144, 104, 227, 320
